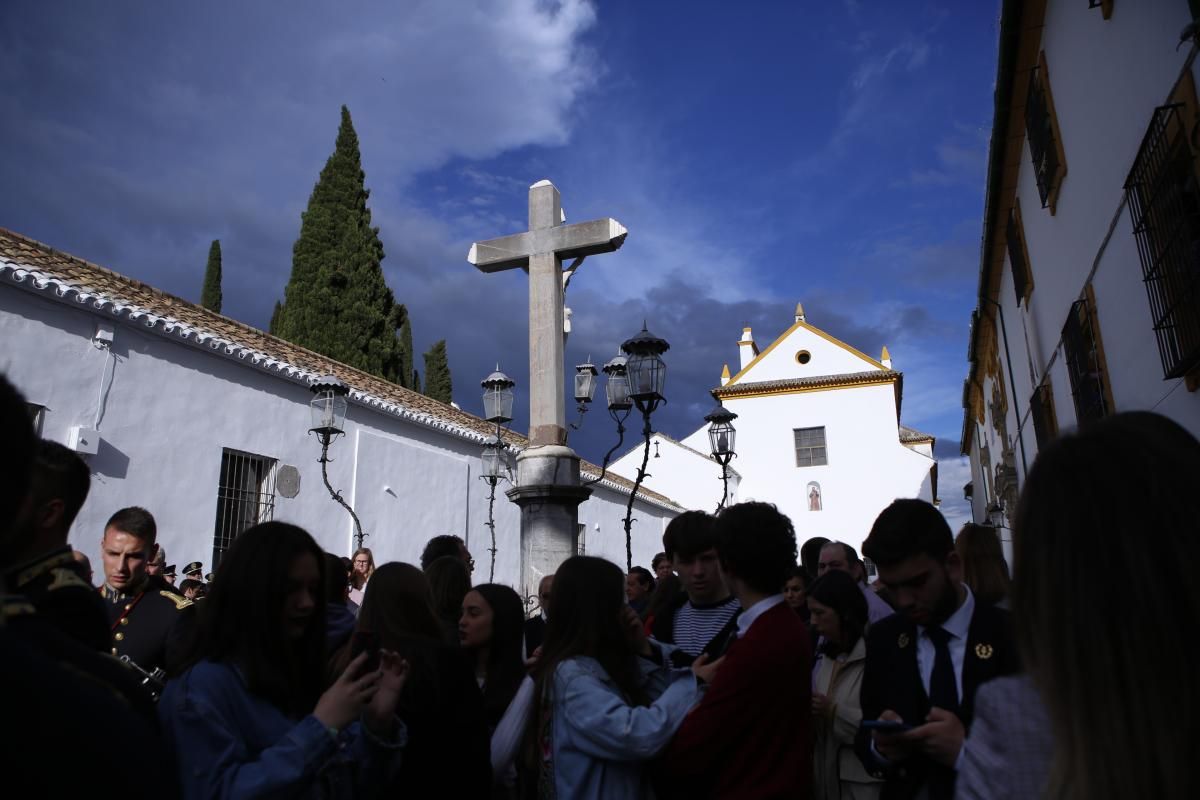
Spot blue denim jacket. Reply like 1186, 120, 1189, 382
159, 660, 406, 800
548, 645, 701, 799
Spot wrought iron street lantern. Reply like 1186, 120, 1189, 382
307, 375, 366, 548
481, 366, 515, 425
621, 323, 670, 414
602, 353, 632, 412
704, 402, 738, 510
481, 434, 506, 482
574, 358, 599, 404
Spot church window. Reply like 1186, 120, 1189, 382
1006, 200, 1034, 306
793, 427, 828, 467
212, 448, 277, 570
1124, 83, 1200, 381
1026, 52, 1068, 213
795, 350, 812, 365
1061, 285, 1114, 425
806, 482, 823, 511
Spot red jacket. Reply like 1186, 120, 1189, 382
662, 600, 813, 799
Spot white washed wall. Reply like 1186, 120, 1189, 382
0, 282, 674, 590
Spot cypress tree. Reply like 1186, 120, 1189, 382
423, 340, 453, 404
411, 370, 421, 394
201, 240, 223, 313
271, 105, 405, 382
398, 310, 414, 389
269, 301, 282, 335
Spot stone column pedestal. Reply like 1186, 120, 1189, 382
505, 444, 591, 604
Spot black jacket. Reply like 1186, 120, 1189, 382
855, 600, 1018, 800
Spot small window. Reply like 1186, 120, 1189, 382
1026, 52, 1068, 213
1061, 286, 1114, 425
1124, 86, 1200, 380
794, 426, 828, 467
212, 448, 277, 570
26, 403, 44, 436
1006, 201, 1034, 306
795, 350, 812, 365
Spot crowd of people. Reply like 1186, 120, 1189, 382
2, 366, 1197, 799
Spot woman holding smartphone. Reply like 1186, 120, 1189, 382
159, 523, 409, 800
808, 569, 881, 800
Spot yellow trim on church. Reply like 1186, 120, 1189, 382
716, 374, 897, 400
725, 319, 887, 386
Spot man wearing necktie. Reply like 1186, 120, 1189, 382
854, 500, 1017, 800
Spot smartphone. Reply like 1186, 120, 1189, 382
862, 719, 913, 733
350, 631, 381, 674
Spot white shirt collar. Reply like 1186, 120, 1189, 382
736, 594, 785, 638
918, 583, 974, 640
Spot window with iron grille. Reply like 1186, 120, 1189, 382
793, 426, 827, 467
1006, 201, 1034, 305
212, 448, 277, 569
1029, 381, 1058, 449
1124, 103, 1200, 380
1026, 55, 1067, 212
1061, 295, 1111, 425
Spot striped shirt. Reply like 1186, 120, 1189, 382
672, 595, 741, 657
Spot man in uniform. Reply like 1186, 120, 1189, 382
98, 506, 195, 676
183, 560, 204, 581
2, 440, 108, 650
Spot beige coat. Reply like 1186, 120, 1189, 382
812, 637, 882, 800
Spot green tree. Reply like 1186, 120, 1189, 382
423, 340, 453, 404
271, 105, 405, 382
411, 370, 421, 394
398, 310, 414, 389
201, 240, 222, 313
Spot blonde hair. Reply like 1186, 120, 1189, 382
954, 523, 1010, 606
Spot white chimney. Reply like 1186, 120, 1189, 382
738, 327, 758, 370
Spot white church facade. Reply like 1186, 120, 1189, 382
0, 228, 681, 596
612, 305, 938, 557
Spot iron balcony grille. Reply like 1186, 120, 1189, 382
1006, 207, 1032, 305
794, 426, 828, 467
1124, 103, 1200, 379
212, 448, 277, 570
1026, 66, 1061, 209
1062, 299, 1109, 425
1029, 382, 1057, 449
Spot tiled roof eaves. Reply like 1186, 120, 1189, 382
899, 425, 936, 444
712, 370, 900, 398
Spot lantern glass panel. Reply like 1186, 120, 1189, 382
708, 421, 736, 457
574, 370, 597, 403
482, 445, 503, 479
310, 390, 347, 432
627, 353, 666, 400
606, 370, 631, 410
483, 386, 514, 424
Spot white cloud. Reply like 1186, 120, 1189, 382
937, 456, 974, 532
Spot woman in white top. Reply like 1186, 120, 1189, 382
348, 547, 374, 606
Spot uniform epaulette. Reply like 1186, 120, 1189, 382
1, 595, 37, 618
48, 567, 92, 592
160, 591, 193, 611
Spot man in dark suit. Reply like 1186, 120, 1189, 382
856, 499, 1017, 800
662, 502, 813, 799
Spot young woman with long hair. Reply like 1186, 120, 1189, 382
335, 561, 491, 797
1011, 412, 1200, 800
526, 555, 717, 798
347, 546, 374, 606
954, 522, 1011, 608
159, 523, 408, 799
426, 553, 472, 645
807, 570, 881, 800
460, 582, 527, 729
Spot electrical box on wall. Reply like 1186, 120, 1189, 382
68, 426, 100, 456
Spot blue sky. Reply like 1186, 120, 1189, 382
1, 1, 1001, 526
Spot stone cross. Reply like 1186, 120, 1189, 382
468, 180, 627, 446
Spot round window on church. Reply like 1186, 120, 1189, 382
795, 350, 811, 365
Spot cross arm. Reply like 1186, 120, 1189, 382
467, 218, 628, 273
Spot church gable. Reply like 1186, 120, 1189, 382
725, 306, 886, 387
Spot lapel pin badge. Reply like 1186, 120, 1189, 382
975, 643, 994, 660
898, 633, 910, 648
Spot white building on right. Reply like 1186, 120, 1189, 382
962, 0, 1200, 535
